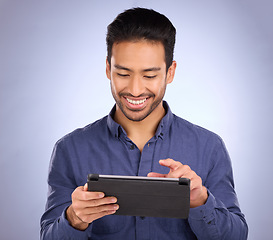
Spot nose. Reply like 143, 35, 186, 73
128, 75, 145, 97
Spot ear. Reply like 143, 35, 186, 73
106, 57, 111, 80
166, 61, 177, 84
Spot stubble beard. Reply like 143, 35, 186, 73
110, 84, 167, 122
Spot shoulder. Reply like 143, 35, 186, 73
171, 114, 224, 146
57, 116, 108, 145
171, 115, 230, 168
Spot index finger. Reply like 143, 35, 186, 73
75, 186, 105, 201
159, 159, 182, 171
82, 191, 105, 201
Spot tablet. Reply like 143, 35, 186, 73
87, 174, 190, 219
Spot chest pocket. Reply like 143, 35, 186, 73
91, 215, 125, 234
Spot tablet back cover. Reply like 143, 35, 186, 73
87, 174, 190, 219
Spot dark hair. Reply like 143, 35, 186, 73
106, 8, 176, 70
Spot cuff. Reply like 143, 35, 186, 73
188, 189, 216, 224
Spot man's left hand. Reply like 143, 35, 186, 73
147, 158, 208, 208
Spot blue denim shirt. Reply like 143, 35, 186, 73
40, 101, 248, 239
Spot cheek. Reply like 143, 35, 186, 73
110, 78, 124, 94
110, 79, 117, 93
148, 80, 166, 95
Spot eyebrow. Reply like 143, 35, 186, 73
114, 64, 132, 72
143, 67, 161, 72
114, 64, 161, 72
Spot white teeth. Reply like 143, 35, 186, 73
126, 98, 147, 105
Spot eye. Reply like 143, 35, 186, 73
117, 73, 130, 77
144, 75, 157, 79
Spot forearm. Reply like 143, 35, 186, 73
41, 141, 93, 239
188, 191, 248, 240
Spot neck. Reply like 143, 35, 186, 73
114, 102, 166, 151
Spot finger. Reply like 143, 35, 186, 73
77, 205, 119, 223
85, 203, 119, 215
84, 192, 105, 201
73, 198, 118, 221
147, 172, 167, 178
159, 159, 182, 171
88, 196, 117, 207
73, 187, 105, 201
83, 183, 88, 191
167, 164, 193, 178
85, 209, 118, 223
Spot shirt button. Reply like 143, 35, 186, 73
130, 144, 135, 150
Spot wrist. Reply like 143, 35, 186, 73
66, 205, 89, 231
190, 186, 208, 208
200, 186, 208, 205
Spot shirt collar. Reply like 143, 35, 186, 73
155, 101, 173, 140
107, 105, 121, 138
107, 100, 173, 139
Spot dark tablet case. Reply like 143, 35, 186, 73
87, 174, 190, 219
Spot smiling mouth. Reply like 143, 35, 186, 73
126, 98, 147, 105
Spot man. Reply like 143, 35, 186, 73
40, 8, 248, 239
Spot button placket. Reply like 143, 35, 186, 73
135, 216, 150, 240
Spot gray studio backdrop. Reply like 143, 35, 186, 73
0, 0, 272, 239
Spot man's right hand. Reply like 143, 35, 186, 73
66, 183, 119, 231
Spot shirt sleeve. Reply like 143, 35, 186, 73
40, 139, 93, 239
188, 136, 248, 240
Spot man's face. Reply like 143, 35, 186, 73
106, 40, 176, 122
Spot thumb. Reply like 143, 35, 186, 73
147, 172, 167, 178
83, 183, 88, 191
